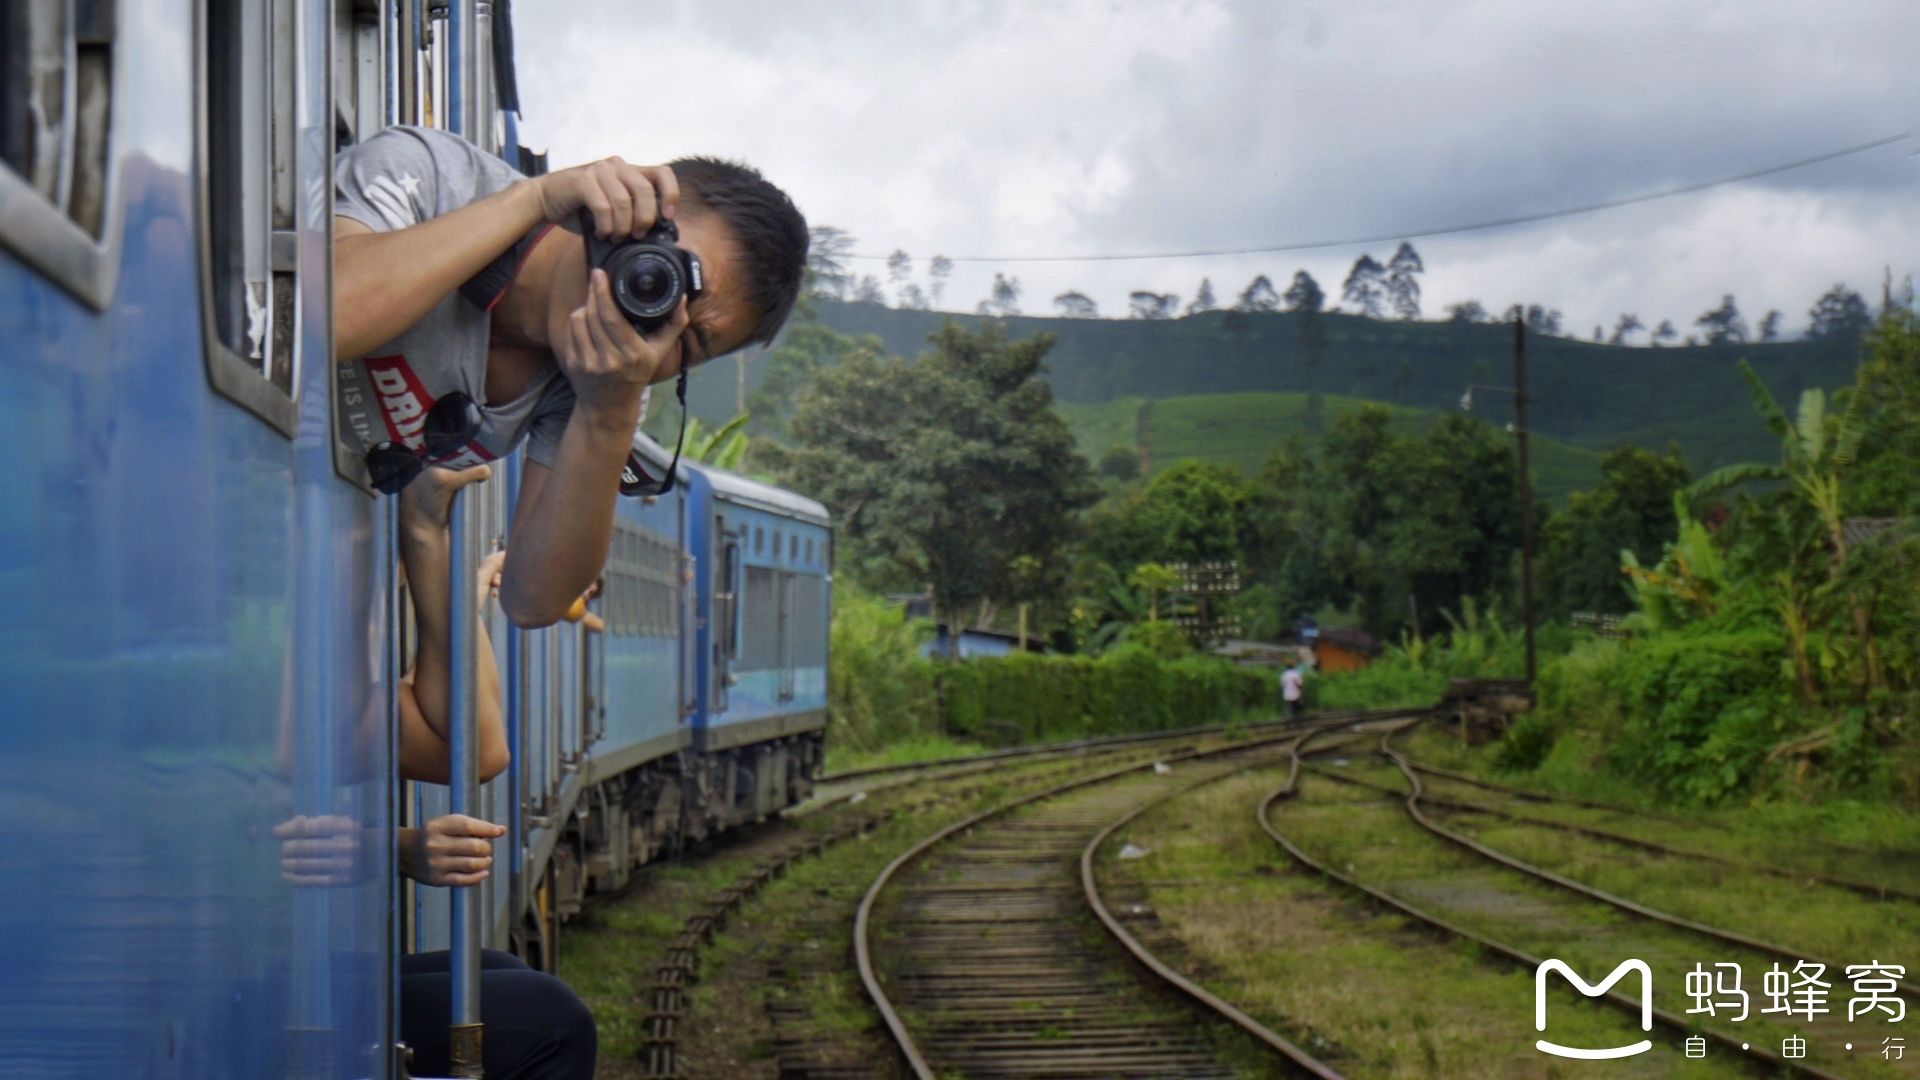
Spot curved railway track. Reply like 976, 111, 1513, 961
1261, 726, 1908, 1080
856, 709, 1423, 1079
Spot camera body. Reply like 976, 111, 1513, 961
578, 208, 705, 332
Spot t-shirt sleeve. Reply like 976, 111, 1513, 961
523, 381, 654, 469
334, 128, 439, 233
335, 125, 526, 234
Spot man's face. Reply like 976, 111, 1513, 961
651, 209, 755, 384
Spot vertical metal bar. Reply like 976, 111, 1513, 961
1513, 315, 1537, 686
394, 0, 416, 125
447, 488, 484, 1076
447, 0, 475, 140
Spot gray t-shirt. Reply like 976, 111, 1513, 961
333, 125, 576, 469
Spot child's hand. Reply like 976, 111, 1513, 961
477, 549, 507, 607
398, 462, 492, 536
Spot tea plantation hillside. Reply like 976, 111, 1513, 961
794, 301, 1864, 474
1059, 392, 1605, 503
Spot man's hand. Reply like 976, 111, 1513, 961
534, 156, 680, 241
557, 270, 690, 419
399, 814, 508, 887
398, 461, 492, 536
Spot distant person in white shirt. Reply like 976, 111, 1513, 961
1280, 659, 1305, 720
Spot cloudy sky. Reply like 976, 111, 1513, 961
515, 0, 1916, 340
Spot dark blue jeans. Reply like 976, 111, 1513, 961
400, 949, 595, 1080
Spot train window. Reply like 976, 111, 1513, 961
790, 534, 798, 562
792, 575, 826, 668
601, 520, 680, 638
754, 527, 764, 556
805, 538, 813, 565
718, 539, 740, 658
740, 567, 780, 671
0, 0, 123, 309
772, 530, 782, 561
196, 0, 300, 436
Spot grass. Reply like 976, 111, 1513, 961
1059, 391, 1605, 503
821, 731, 992, 774
1273, 754, 1906, 1077
1103, 762, 1756, 1078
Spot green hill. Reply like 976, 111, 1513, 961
1060, 392, 1603, 503
794, 301, 1865, 475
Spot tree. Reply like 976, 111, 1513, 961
1445, 300, 1488, 323
1538, 445, 1693, 617
1282, 270, 1324, 314
776, 320, 1097, 627
1285, 270, 1328, 429
1127, 563, 1183, 622
1695, 294, 1748, 345
1186, 278, 1217, 315
978, 273, 1022, 316
928, 255, 954, 307
806, 225, 855, 300
898, 283, 930, 310
1504, 303, 1562, 336
1053, 290, 1099, 318
1385, 241, 1424, 320
747, 319, 883, 439
1342, 254, 1388, 318
1807, 283, 1871, 342
1234, 274, 1280, 312
885, 249, 912, 289
1096, 444, 1140, 483
1652, 319, 1678, 346
1609, 313, 1644, 346
1758, 309, 1783, 343
851, 274, 886, 305
1128, 291, 1180, 320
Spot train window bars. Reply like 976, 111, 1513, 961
196, 0, 300, 436
0, 0, 123, 309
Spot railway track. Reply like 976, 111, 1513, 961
1262, 726, 1912, 1079
856, 710, 1422, 1079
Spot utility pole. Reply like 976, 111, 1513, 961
1513, 315, 1537, 686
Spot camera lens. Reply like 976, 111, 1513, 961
608, 247, 684, 321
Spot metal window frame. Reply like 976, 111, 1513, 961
193, 0, 301, 437
0, 0, 125, 311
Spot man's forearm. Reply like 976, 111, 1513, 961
398, 522, 455, 737
500, 401, 641, 628
334, 181, 546, 360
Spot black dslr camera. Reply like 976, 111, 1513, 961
578, 207, 705, 332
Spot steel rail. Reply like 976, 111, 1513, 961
1307, 761, 1920, 905
853, 708, 1422, 1080
1376, 731, 1920, 1000
1258, 734, 1850, 1080
1401, 757, 1878, 854
1079, 737, 1405, 1079
818, 711, 1335, 784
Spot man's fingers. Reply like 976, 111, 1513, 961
638, 164, 680, 221
598, 165, 636, 239
590, 269, 652, 356
443, 870, 490, 887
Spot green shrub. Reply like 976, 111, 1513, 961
1492, 712, 1559, 772
827, 585, 939, 753
941, 645, 1275, 744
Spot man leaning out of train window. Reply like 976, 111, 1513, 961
331, 125, 809, 629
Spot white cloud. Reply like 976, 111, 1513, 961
513, 0, 1918, 332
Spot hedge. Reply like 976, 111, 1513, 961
940, 645, 1278, 744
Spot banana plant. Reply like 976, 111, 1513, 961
680, 413, 752, 472
1686, 360, 1864, 569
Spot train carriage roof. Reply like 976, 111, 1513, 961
630, 431, 830, 527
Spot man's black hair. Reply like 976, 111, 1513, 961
669, 156, 808, 351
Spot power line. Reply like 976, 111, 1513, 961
847, 133, 1909, 264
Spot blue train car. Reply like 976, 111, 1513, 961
1, 0, 831, 1072
0, 0, 394, 1075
